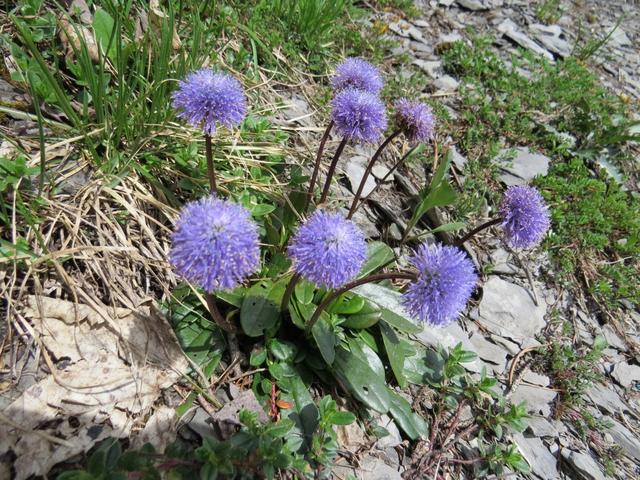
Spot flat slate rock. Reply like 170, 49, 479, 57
496, 147, 551, 186
604, 417, 640, 461
345, 160, 376, 197
512, 433, 558, 480
497, 19, 554, 61
529, 23, 572, 58
561, 450, 607, 480
510, 383, 557, 417
456, 0, 503, 11
611, 362, 640, 389
477, 276, 547, 344
358, 455, 402, 480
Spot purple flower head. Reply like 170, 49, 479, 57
331, 57, 384, 95
170, 195, 260, 292
287, 210, 367, 289
172, 69, 247, 135
402, 243, 477, 326
331, 89, 387, 143
395, 98, 435, 143
500, 185, 550, 248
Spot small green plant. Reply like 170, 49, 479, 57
535, 0, 563, 24
546, 336, 607, 413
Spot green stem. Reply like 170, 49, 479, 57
304, 121, 334, 212
319, 137, 349, 204
281, 273, 301, 312
205, 134, 217, 194
454, 217, 502, 247
346, 130, 401, 219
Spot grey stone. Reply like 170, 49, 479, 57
490, 248, 519, 275
611, 362, 640, 389
281, 94, 313, 126
561, 450, 606, 480
496, 147, 550, 186
372, 164, 391, 181
358, 455, 402, 480
525, 415, 559, 437
478, 276, 547, 343
497, 19, 554, 61
433, 75, 459, 92
512, 433, 558, 480
490, 334, 521, 355
468, 330, 508, 368
529, 23, 572, 58
415, 320, 482, 373
389, 20, 424, 42
451, 146, 468, 170
523, 370, 550, 387
586, 383, 629, 414
413, 59, 442, 78
608, 26, 632, 48
602, 324, 627, 352
345, 160, 376, 197
604, 417, 640, 461
510, 384, 556, 417
456, 0, 503, 11
374, 415, 402, 448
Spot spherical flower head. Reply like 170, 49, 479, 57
395, 98, 435, 143
331, 57, 384, 95
170, 195, 260, 292
172, 69, 247, 135
500, 185, 550, 248
402, 243, 477, 326
287, 210, 367, 289
331, 89, 387, 143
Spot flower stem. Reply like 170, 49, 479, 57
346, 130, 401, 219
319, 137, 349, 204
205, 134, 217, 194
205, 293, 237, 333
304, 121, 334, 212
281, 273, 301, 312
349, 142, 421, 217
305, 271, 416, 333
454, 217, 502, 247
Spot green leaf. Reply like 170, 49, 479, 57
329, 411, 356, 425
92, 8, 117, 59
250, 348, 267, 366
405, 150, 457, 238
342, 300, 382, 329
240, 281, 283, 337
380, 322, 406, 388
349, 337, 384, 378
327, 294, 365, 315
332, 346, 391, 413
403, 348, 444, 385
268, 338, 298, 362
294, 279, 315, 305
216, 287, 246, 307
387, 390, 429, 440
358, 241, 395, 277
311, 316, 337, 365
353, 283, 421, 334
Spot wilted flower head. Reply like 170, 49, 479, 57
172, 69, 246, 135
500, 185, 550, 248
395, 98, 435, 143
287, 210, 367, 289
402, 243, 477, 326
331, 89, 387, 143
170, 195, 260, 292
331, 57, 383, 95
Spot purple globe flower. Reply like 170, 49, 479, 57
170, 195, 260, 292
395, 98, 435, 143
287, 210, 367, 289
402, 243, 477, 326
331, 57, 384, 95
500, 185, 550, 248
172, 69, 247, 135
331, 89, 387, 143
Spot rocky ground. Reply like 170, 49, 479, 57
1, 1, 639, 479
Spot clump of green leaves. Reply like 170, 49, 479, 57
535, 0, 563, 24
536, 159, 639, 308
546, 336, 607, 413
